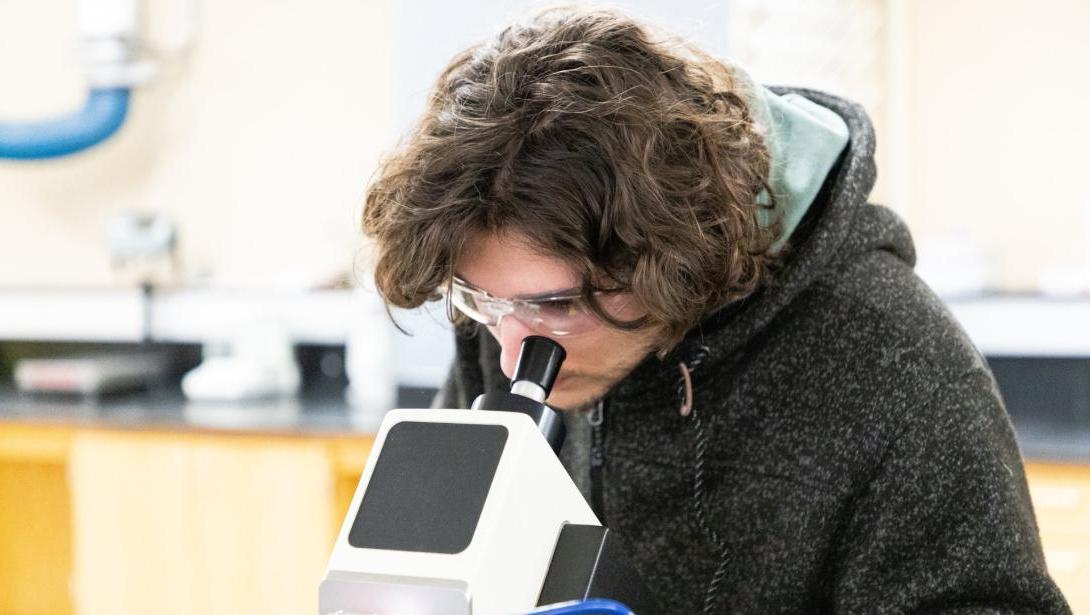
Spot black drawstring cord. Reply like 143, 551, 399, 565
674, 345, 731, 613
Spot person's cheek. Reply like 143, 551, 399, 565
552, 336, 593, 380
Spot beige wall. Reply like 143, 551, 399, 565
904, 0, 1090, 290
0, 0, 394, 287
3, 0, 1088, 291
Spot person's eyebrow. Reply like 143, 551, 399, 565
454, 273, 580, 300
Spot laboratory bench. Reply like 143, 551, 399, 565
1, 384, 1089, 614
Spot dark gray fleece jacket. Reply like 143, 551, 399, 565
432, 89, 1070, 614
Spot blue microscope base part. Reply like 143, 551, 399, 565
524, 598, 635, 614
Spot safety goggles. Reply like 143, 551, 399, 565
445, 276, 622, 337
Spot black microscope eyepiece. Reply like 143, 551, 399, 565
510, 336, 567, 402
470, 336, 567, 453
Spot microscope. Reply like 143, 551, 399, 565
320, 336, 658, 614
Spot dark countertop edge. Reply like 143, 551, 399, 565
0, 387, 385, 438
0, 414, 378, 439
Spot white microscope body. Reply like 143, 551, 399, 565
320, 406, 599, 615
320, 336, 656, 615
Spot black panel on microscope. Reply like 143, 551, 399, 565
349, 421, 508, 554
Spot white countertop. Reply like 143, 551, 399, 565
945, 296, 1090, 357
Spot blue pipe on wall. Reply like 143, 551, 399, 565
0, 87, 130, 160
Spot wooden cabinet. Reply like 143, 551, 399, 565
0, 425, 73, 615
1025, 462, 1090, 613
0, 423, 371, 615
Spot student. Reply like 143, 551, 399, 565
361, 8, 1070, 613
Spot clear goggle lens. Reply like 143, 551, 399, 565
447, 279, 604, 336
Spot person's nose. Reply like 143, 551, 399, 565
495, 315, 536, 380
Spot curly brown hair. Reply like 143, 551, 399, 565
362, 7, 780, 353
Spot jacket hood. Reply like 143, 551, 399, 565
635, 87, 917, 385
733, 69, 851, 254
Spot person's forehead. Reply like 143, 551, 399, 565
455, 231, 581, 299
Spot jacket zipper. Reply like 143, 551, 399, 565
588, 398, 607, 522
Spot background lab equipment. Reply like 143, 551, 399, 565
321, 336, 659, 614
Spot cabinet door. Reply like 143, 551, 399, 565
1026, 462, 1090, 613
69, 431, 334, 615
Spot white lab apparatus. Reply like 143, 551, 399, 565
345, 286, 396, 418
181, 319, 301, 401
